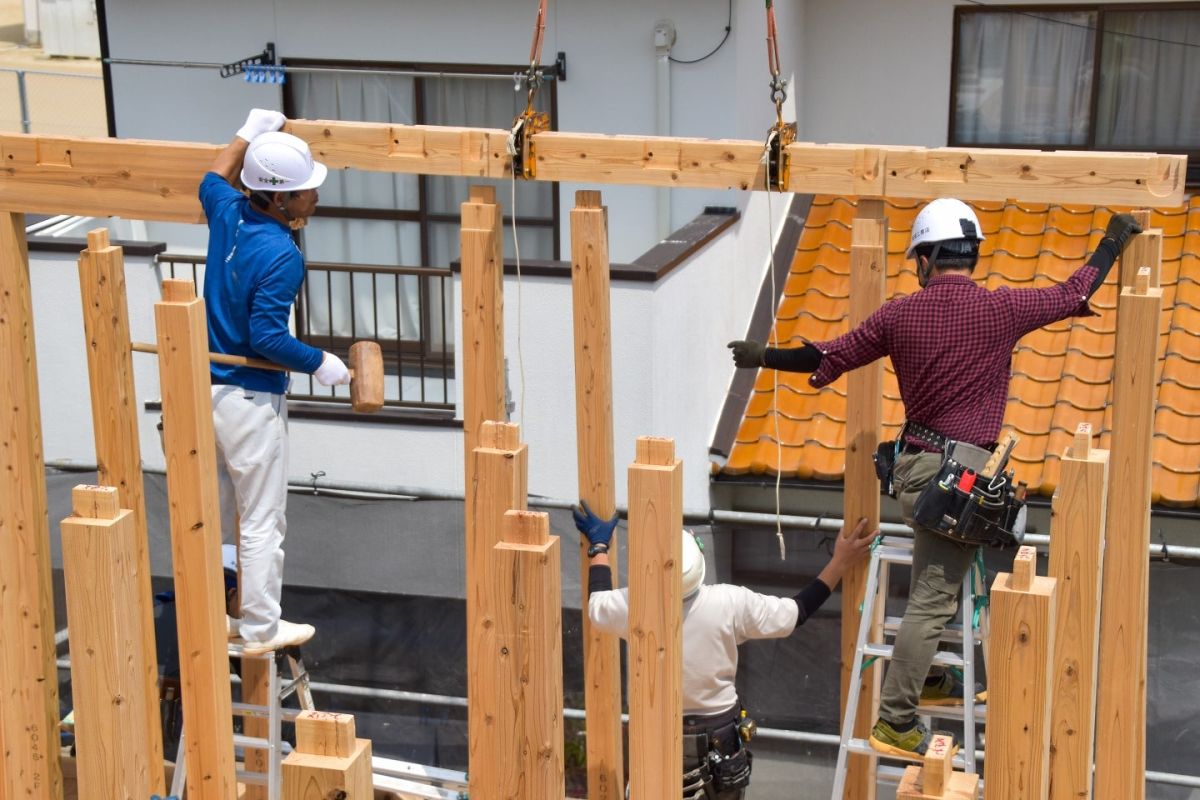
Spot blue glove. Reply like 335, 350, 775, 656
572, 500, 618, 547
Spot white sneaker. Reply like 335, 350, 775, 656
226, 615, 242, 640
240, 620, 315, 655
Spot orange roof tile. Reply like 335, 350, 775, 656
725, 195, 1200, 508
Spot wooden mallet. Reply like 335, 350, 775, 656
131, 340, 385, 413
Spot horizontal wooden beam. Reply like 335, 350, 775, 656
0, 124, 1185, 223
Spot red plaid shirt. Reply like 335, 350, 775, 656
808, 266, 1098, 446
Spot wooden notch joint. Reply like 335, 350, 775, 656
1134, 266, 1152, 295
634, 435, 675, 466
1131, 209, 1151, 228
1071, 422, 1092, 459
923, 733, 954, 796
86, 227, 110, 251
161, 278, 196, 303
575, 189, 602, 209
468, 184, 496, 204
479, 420, 521, 451
502, 509, 550, 546
294, 710, 357, 758
1011, 545, 1036, 592
70, 484, 121, 520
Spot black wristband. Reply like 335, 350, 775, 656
764, 343, 823, 373
1086, 237, 1120, 299
792, 578, 833, 626
588, 564, 613, 595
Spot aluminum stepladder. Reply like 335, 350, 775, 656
170, 642, 314, 800
830, 535, 989, 799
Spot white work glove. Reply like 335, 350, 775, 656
235, 108, 286, 142
314, 352, 351, 386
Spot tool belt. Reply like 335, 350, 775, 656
682, 707, 753, 799
910, 436, 1027, 548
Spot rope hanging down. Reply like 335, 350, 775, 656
508, 0, 552, 179
764, 0, 796, 193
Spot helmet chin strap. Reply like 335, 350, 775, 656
918, 242, 943, 287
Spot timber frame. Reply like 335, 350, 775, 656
0, 119, 1186, 800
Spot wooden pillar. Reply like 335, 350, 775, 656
492, 510, 565, 800
60, 485, 157, 800
841, 198, 887, 800
897, 734, 979, 800
76, 229, 165, 792
1118, 210, 1160, 289
1048, 423, 1109, 800
155, 278, 237, 800
984, 547, 1057, 800
0, 210, 63, 800
569, 188, 625, 800
1095, 254, 1163, 800
282, 711, 372, 800
467, 421, 528, 800
461, 184, 505, 457
626, 437, 683, 800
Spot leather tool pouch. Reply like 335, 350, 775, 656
913, 444, 1026, 548
874, 440, 899, 497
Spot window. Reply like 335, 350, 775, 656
280, 60, 560, 412
950, 4, 1200, 183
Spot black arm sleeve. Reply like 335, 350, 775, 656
763, 342, 823, 373
588, 564, 613, 595
1086, 237, 1120, 299
792, 578, 833, 626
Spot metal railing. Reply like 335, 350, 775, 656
158, 253, 455, 414
0, 68, 106, 137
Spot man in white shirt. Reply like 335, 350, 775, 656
574, 504, 874, 799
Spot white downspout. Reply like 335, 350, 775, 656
653, 19, 675, 241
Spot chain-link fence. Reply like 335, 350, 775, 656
0, 67, 105, 136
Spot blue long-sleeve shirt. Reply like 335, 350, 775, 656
199, 173, 323, 393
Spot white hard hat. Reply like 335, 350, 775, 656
906, 198, 985, 258
681, 530, 706, 598
240, 131, 328, 193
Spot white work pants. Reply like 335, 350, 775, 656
212, 385, 288, 642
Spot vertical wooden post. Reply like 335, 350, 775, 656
492, 510, 565, 800
627, 436, 683, 800
155, 278, 237, 800
1118, 210, 1160, 289
77, 229, 165, 792
282, 711, 372, 800
60, 485, 157, 800
842, 198, 887, 800
1095, 249, 1163, 800
0, 210, 63, 800
1048, 423, 1109, 800
467, 421, 528, 800
569, 188, 625, 800
461, 185, 510, 799
984, 547, 1057, 800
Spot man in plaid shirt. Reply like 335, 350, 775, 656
728, 198, 1140, 758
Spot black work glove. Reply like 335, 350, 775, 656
727, 340, 766, 368
1105, 213, 1142, 253
572, 500, 618, 547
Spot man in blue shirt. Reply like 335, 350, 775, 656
200, 108, 349, 655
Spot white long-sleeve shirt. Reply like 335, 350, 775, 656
589, 584, 799, 716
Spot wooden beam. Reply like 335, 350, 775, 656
0, 130, 1185, 223
282, 711, 373, 800
155, 278, 238, 800
626, 436, 683, 800
841, 198, 887, 800
0, 210, 63, 800
1048, 424, 1109, 800
492, 510, 565, 800
467, 421, 528, 800
1095, 252, 1163, 800
60, 485, 157, 800
985, 547, 1057, 800
569, 188, 624, 800
76, 230, 165, 792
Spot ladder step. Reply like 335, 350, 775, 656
862, 642, 965, 668
878, 546, 916, 566
371, 756, 469, 791
233, 733, 271, 750
844, 738, 970, 771
917, 701, 988, 723
882, 616, 980, 644
231, 701, 302, 722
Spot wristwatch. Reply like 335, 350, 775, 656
587, 542, 609, 558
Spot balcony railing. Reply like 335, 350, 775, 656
158, 253, 455, 419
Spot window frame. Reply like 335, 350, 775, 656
948, 2, 1200, 183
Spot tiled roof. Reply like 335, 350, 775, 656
724, 195, 1200, 508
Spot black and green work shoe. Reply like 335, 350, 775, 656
868, 718, 960, 761
920, 670, 988, 707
